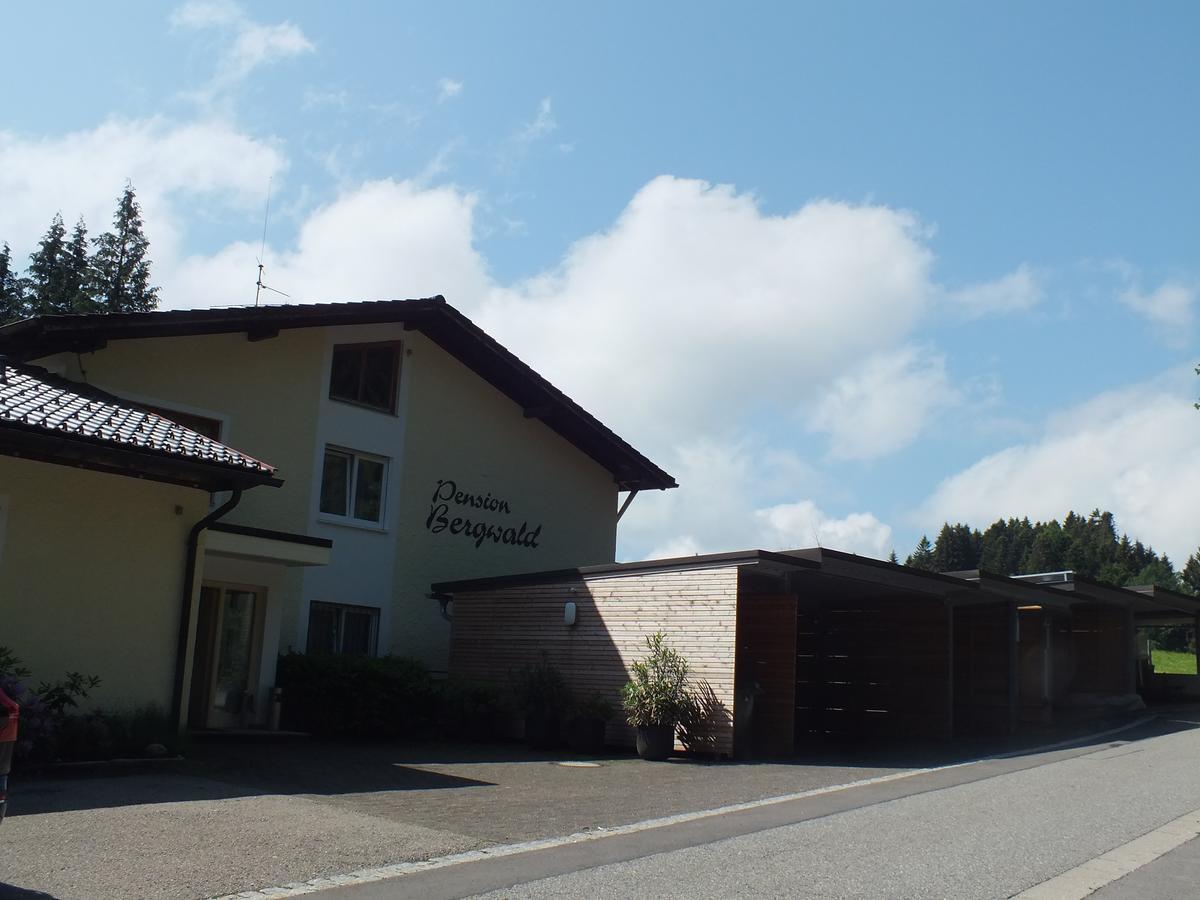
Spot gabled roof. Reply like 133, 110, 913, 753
0, 298, 676, 492
0, 360, 279, 491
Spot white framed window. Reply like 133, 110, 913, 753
306, 602, 380, 656
319, 446, 388, 525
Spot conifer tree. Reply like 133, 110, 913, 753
1181, 551, 1200, 596
26, 213, 69, 314
0, 242, 27, 322
906, 535, 936, 571
60, 217, 94, 313
92, 184, 159, 313
888, 549, 899, 565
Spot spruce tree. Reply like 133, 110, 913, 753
60, 217, 94, 313
92, 184, 159, 313
906, 535, 936, 571
1181, 551, 1200, 596
26, 213, 69, 314
0, 242, 27, 322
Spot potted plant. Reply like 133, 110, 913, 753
565, 693, 614, 755
514, 656, 571, 749
621, 633, 693, 761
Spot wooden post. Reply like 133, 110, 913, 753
946, 599, 956, 739
1007, 602, 1019, 734
1124, 607, 1137, 696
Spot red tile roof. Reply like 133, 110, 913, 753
0, 360, 277, 489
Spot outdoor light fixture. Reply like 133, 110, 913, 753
1018, 605, 1043, 611
564, 600, 577, 626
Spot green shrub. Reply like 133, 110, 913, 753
622, 633, 694, 728
276, 652, 437, 737
52, 705, 180, 762
435, 677, 510, 740
571, 692, 615, 722
512, 656, 571, 716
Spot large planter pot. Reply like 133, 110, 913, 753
566, 716, 607, 755
635, 723, 675, 761
524, 711, 561, 749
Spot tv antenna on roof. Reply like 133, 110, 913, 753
255, 177, 290, 306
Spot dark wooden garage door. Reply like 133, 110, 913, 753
795, 594, 951, 740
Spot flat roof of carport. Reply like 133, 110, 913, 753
431, 549, 819, 593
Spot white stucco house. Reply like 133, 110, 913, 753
0, 297, 674, 730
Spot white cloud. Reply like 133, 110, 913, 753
497, 97, 557, 170
620, 435, 890, 561
302, 87, 349, 111
917, 371, 1200, 562
168, 179, 490, 309
754, 501, 893, 559
808, 345, 959, 460
0, 117, 284, 271
437, 78, 464, 102
948, 263, 1042, 318
1119, 279, 1197, 347
171, 1, 313, 100
170, 0, 241, 28
480, 176, 935, 449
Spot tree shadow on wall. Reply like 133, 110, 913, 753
679, 680, 731, 760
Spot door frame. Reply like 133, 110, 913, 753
189, 580, 268, 730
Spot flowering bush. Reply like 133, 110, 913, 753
0, 646, 100, 762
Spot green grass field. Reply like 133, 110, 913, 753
1152, 649, 1198, 675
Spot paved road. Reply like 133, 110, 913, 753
1094, 835, 1200, 899
323, 714, 1200, 899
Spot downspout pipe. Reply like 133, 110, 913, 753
171, 488, 244, 731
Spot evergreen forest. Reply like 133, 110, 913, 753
904, 510, 1200, 595
0, 184, 160, 322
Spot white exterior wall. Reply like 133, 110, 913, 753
34, 318, 623, 672
298, 323, 411, 655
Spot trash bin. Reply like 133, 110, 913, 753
0, 686, 18, 825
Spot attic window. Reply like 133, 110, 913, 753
329, 342, 401, 413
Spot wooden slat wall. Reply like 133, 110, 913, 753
735, 591, 797, 757
797, 593, 952, 740
953, 602, 1012, 735
1069, 604, 1130, 694
449, 567, 740, 756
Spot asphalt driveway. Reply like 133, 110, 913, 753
0, 715, 1164, 900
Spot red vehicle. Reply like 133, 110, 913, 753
0, 686, 17, 824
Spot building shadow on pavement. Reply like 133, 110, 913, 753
0, 884, 59, 899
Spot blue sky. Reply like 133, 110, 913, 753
3, 2, 1198, 563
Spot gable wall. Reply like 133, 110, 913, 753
38, 322, 621, 668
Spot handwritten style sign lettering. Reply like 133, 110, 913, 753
426, 478, 543, 550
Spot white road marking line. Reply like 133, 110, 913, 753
1013, 808, 1200, 900
208, 716, 1157, 900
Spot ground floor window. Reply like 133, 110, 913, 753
306, 601, 380, 656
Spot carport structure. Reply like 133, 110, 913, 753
441, 549, 1081, 758
438, 549, 1199, 758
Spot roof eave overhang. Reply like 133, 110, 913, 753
0, 427, 280, 492
0, 300, 677, 492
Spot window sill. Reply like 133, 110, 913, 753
328, 396, 398, 417
316, 514, 390, 534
